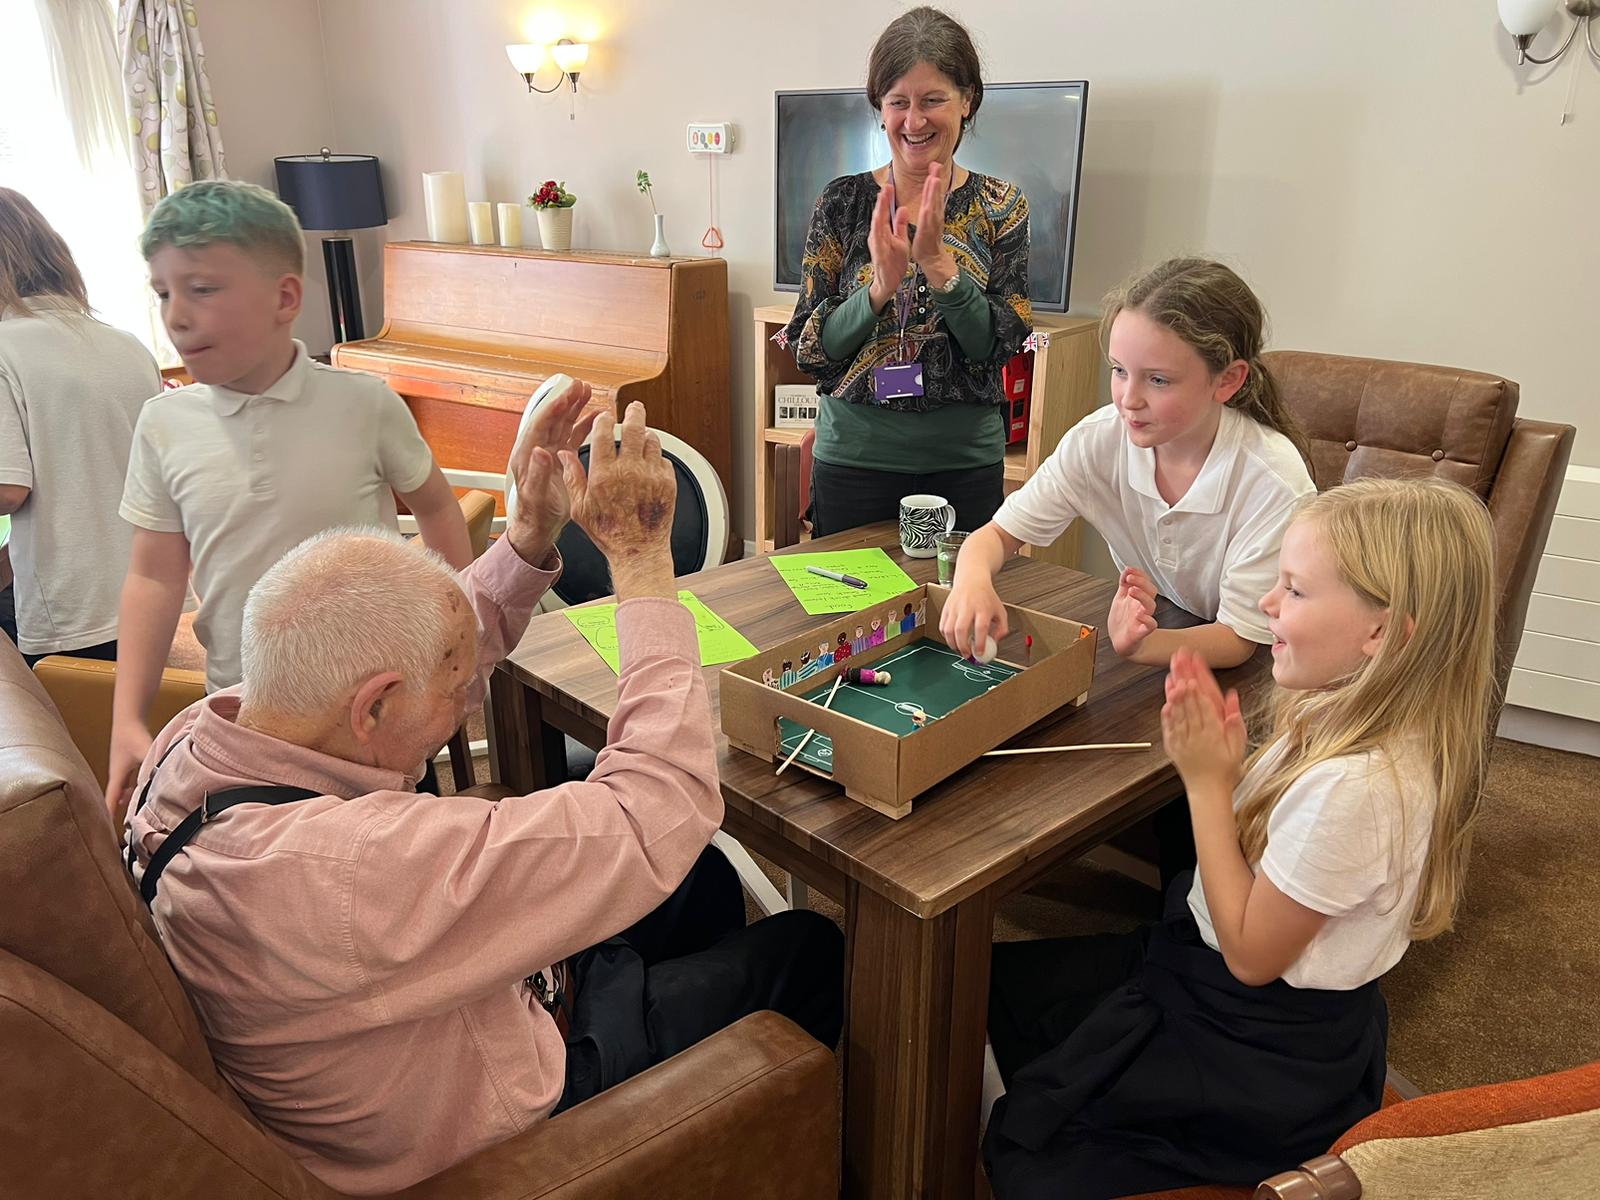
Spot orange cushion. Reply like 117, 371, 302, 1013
1332, 1060, 1600, 1154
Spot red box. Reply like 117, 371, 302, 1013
1002, 351, 1033, 445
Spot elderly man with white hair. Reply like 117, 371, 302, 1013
122, 390, 844, 1196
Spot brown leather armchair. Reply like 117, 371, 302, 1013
1263, 351, 1575, 696
0, 637, 839, 1198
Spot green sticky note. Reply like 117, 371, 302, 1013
769, 547, 918, 615
563, 590, 758, 675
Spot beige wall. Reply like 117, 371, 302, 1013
201, 0, 338, 354
204, 0, 1597, 544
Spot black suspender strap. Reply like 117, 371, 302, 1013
139, 783, 320, 907
126, 736, 191, 874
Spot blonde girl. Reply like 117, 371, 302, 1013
983, 478, 1498, 1199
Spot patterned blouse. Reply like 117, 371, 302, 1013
778, 170, 1032, 414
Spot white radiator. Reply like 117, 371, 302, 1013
1506, 465, 1600, 723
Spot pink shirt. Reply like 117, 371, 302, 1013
124, 535, 722, 1194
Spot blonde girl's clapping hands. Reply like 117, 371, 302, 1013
1162, 646, 1327, 986
1161, 646, 1246, 793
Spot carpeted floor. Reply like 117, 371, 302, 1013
744, 737, 1598, 1095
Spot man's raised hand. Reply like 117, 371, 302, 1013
506, 378, 596, 565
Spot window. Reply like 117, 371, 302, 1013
0, 0, 172, 363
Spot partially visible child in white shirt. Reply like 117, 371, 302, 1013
942, 257, 1316, 670
0, 188, 162, 665
107, 181, 471, 815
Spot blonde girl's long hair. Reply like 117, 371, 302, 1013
0, 188, 91, 319
1100, 257, 1312, 469
1237, 477, 1498, 940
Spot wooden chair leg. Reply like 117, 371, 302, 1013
446, 727, 475, 791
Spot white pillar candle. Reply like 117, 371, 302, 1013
422, 171, 468, 243
468, 201, 494, 245
497, 202, 523, 247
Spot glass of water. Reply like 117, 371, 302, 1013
935, 530, 969, 585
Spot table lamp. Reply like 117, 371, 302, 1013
274, 149, 387, 345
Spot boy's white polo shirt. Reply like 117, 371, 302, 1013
994, 404, 1316, 643
120, 342, 435, 691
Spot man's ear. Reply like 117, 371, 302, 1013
275, 272, 304, 326
348, 672, 405, 745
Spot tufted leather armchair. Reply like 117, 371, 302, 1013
1263, 350, 1574, 696
0, 636, 839, 1198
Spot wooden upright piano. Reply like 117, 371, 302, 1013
332, 242, 731, 508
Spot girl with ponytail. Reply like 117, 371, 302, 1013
944, 256, 1315, 673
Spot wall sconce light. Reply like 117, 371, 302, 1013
1498, 0, 1600, 66
506, 38, 588, 94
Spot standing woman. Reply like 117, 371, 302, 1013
0, 188, 162, 664
780, 6, 1032, 537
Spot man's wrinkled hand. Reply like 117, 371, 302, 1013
559, 401, 677, 565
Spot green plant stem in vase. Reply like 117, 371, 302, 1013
637, 169, 668, 257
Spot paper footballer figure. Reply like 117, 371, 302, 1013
869, 618, 884, 648
916, 598, 928, 626
900, 603, 916, 634
852, 626, 868, 656
762, 668, 778, 688
884, 609, 899, 640
780, 660, 798, 689
817, 641, 834, 668
835, 632, 852, 662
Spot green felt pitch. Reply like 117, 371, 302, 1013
776, 639, 1022, 775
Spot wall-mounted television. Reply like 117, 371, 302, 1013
774, 81, 1088, 313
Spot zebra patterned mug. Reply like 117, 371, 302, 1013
898, 493, 957, 558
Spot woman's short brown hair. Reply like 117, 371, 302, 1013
866, 6, 984, 132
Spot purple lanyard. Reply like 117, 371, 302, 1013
893, 269, 916, 364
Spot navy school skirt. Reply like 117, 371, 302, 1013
983, 874, 1387, 1199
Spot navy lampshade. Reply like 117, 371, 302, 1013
274, 152, 387, 231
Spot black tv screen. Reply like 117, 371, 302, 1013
774, 81, 1088, 313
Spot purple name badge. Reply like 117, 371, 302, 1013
872, 362, 925, 403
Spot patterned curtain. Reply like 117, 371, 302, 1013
118, 0, 226, 215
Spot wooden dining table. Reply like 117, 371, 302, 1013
487, 523, 1269, 1199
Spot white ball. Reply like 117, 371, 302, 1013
974, 634, 998, 665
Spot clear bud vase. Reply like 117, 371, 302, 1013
650, 212, 670, 258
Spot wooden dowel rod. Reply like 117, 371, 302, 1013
981, 741, 1151, 758
776, 674, 844, 775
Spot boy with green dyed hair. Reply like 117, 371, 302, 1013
109, 179, 471, 813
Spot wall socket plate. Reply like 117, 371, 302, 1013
687, 122, 734, 154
